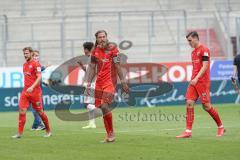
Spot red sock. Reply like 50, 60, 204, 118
206, 107, 223, 127
39, 112, 51, 132
103, 115, 110, 136
186, 107, 194, 131
106, 112, 113, 134
18, 113, 26, 135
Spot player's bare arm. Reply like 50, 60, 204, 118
86, 61, 96, 84
77, 61, 87, 72
84, 60, 96, 95
232, 65, 237, 80
114, 61, 129, 93
27, 73, 42, 92
190, 61, 208, 86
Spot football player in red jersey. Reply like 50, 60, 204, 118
12, 47, 51, 138
176, 31, 225, 138
86, 30, 129, 142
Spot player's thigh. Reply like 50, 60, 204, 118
30, 92, 43, 111
195, 83, 210, 104
102, 84, 115, 105
19, 91, 30, 110
94, 84, 103, 108
185, 84, 198, 102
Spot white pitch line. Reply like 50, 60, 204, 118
95, 125, 239, 134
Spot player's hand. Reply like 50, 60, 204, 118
45, 63, 51, 68
122, 82, 129, 93
26, 86, 34, 93
190, 77, 198, 86
85, 82, 91, 95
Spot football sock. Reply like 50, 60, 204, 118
18, 113, 26, 135
206, 107, 223, 128
186, 107, 194, 132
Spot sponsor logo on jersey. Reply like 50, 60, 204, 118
105, 50, 110, 54
102, 59, 109, 63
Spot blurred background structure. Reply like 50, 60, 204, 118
0, 0, 240, 66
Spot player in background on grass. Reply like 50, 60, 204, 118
176, 31, 225, 138
12, 47, 51, 138
30, 50, 51, 131
78, 42, 97, 129
231, 54, 240, 94
85, 30, 129, 142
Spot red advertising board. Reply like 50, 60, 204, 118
67, 62, 192, 85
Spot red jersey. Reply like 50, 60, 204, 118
23, 59, 42, 91
91, 44, 119, 86
191, 44, 210, 83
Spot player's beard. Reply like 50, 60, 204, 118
98, 40, 109, 49
25, 56, 32, 61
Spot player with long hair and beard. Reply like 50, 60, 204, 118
85, 30, 129, 142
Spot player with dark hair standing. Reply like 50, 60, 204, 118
231, 54, 240, 94
78, 42, 97, 129
176, 31, 225, 138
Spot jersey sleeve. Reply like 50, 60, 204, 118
112, 47, 120, 63
201, 47, 210, 61
34, 62, 42, 76
108, 43, 120, 63
109, 43, 119, 58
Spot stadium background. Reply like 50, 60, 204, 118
0, 0, 239, 111
0, 1, 240, 160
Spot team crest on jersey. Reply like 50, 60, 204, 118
29, 65, 32, 69
105, 50, 110, 54
196, 52, 200, 56
202, 93, 206, 97
36, 101, 41, 106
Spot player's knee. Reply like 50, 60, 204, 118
19, 109, 27, 115
202, 103, 211, 111
101, 103, 110, 115
37, 109, 44, 115
186, 100, 194, 108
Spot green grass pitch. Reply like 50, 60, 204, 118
0, 104, 240, 160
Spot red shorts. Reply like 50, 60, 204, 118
185, 82, 210, 104
19, 89, 43, 111
94, 83, 115, 108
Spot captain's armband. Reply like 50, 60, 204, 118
113, 54, 121, 64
